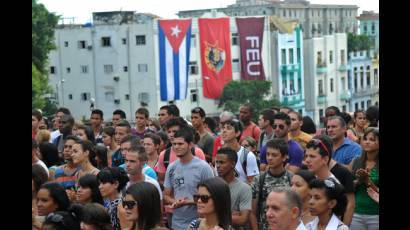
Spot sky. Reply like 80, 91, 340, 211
38, 0, 379, 24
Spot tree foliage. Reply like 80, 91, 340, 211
219, 80, 281, 122
347, 33, 373, 54
32, 0, 59, 114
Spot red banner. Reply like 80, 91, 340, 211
198, 18, 232, 99
236, 17, 265, 81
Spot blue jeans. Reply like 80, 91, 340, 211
350, 213, 379, 230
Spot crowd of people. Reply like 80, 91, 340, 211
32, 103, 379, 230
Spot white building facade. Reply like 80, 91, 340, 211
303, 33, 348, 126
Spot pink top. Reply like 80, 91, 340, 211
154, 147, 206, 173
239, 122, 261, 144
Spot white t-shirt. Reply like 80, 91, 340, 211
34, 160, 50, 177
50, 130, 60, 143
235, 146, 260, 182
125, 176, 163, 200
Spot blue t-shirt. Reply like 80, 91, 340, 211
260, 139, 304, 168
333, 138, 362, 165
119, 163, 157, 180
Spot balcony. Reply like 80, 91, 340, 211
338, 64, 347, 72
316, 63, 327, 74
340, 91, 352, 101
280, 64, 299, 74
317, 95, 327, 104
282, 95, 303, 106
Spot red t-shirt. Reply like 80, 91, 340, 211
239, 122, 261, 144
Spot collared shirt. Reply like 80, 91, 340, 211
305, 214, 349, 230
332, 138, 362, 165
296, 221, 308, 230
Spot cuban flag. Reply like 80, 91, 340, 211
158, 19, 192, 101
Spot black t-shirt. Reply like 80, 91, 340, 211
330, 163, 355, 193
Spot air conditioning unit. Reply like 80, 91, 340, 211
114, 99, 120, 104
87, 45, 92, 50
113, 76, 119, 81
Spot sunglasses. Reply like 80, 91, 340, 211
46, 212, 64, 223
311, 139, 331, 157
193, 194, 212, 203
122, 199, 138, 209
273, 124, 285, 130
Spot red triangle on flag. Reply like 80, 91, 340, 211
159, 19, 192, 53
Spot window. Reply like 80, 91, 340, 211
319, 109, 324, 121
64, 41, 68, 47
105, 92, 114, 102
318, 80, 324, 95
341, 49, 345, 64
191, 34, 196, 47
318, 23, 322, 34
138, 92, 149, 103
189, 61, 198, 75
122, 38, 127, 44
355, 103, 359, 111
190, 89, 198, 102
66, 67, 71, 73
311, 23, 316, 34
297, 48, 301, 63
231, 33, 239, 46
81, 65, 88, 73
104, 64, 113, 73
363, 24, 367, 33
78, 40, 86, 49
329, 50, 333, 64
289, 48, 294, 64
361, 101, 365, 109
283, 10, 286, 17
123, 66, 128, 72
367, 100, 372, 108
136, 35, 146, 45
360, 72, 364, 89
101, 37, 111, 47
281, 49, 286, 65
366, 66, 371, 87
330, 78, 334, 92
50, 66, 56, 74
371, 22, 375, 34
232, 59, 240, 72
342, 105, 346, 112
69, 94, 73, 100
317, 51, 322, 65
329, 23, 333, 34
341, 77, 346, 90
125, 94, 130, 100
354, 73, 358, 91
374, 69, 378, 85
138, 64, 148, 72
81, 92, 90, 101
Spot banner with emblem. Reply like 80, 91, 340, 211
236, 17, 266, 80
158, 19, 192, 101
198, 18, 232, 99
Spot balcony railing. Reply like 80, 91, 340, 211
316, 63, 327, 74
340, 90, 351, 101
317, 95, 327, 104
282, 95, 303, 106
280, 64, 299, 74
338, 64, 347, 72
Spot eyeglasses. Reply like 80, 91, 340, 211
122, 199, 138, 209
311, 139, 331, 157
324, 179, 336, 188
243, 144, 250, 148
193, 194, 212, 203
46, 212, 64, 223
273, 124, 285, 130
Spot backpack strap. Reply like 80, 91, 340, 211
191, 147, 196, 156
258, 131, 265, 150
241, 147, 249, 176
256, 172, 267, 220
164, 147, 171, 169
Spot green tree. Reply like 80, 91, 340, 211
219, 80, 281, 123
347, 33, 373, 54
32, 0, 59, 114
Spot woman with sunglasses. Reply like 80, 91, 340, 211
122, 182, 162, 230
290, 170, 316, 225
306, 179, 349, 230
188, 177, 233, 230
97, 167, 129, 230
349, 128, 379, 230
76, 174, 104, 205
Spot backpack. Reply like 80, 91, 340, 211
163, 146, 196, 169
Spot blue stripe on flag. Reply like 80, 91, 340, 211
184, 26, 191, 99
158, 24, 167, 101
173, 52, 180, 100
